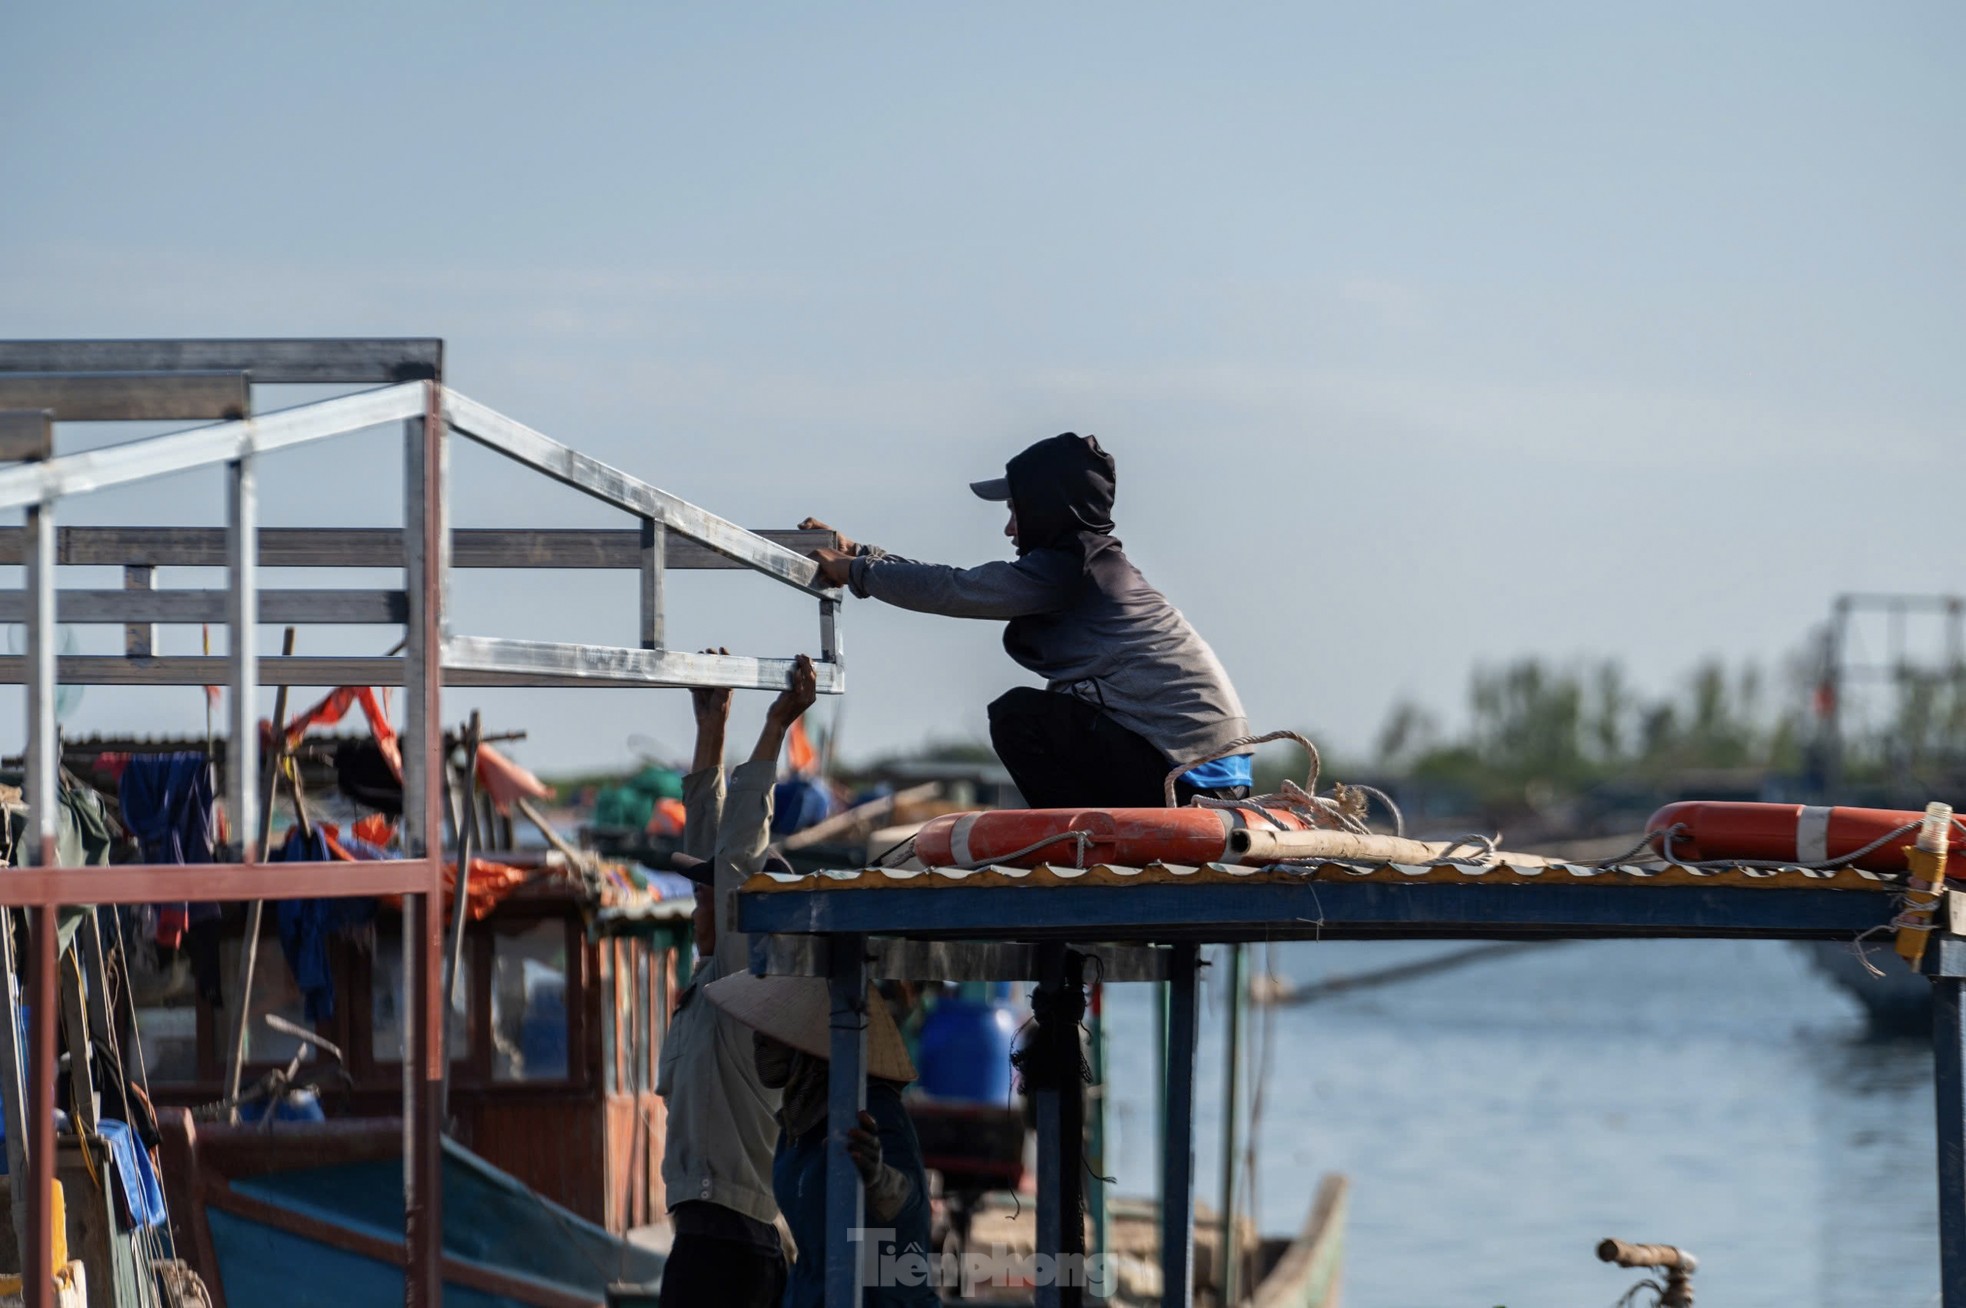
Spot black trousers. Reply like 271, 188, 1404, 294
987, 686, 1249, 809
658, 1232, 786, 1308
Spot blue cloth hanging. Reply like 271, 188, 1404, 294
97, 1119, 167, 1229
116, 754, 217, 866
271, 827, 377, 1023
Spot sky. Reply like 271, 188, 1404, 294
1, 2, 1961, 776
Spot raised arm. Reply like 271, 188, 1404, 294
680, 647, 731, 864
711, 654, 819, 975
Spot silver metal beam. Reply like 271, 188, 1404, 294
0, 371, 249, 422
443, 389, 830, 594
441, 635, 844, 693
0, 338, 442, 384
0, 588, 408, 625
0, 654, 846, 688
226, 457, 259, 859
0, 383, 424, 510
0, 525, 838, 570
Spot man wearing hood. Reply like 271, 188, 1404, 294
807, 433, 1252, 808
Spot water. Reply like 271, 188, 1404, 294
1095, 939, 1941, 1308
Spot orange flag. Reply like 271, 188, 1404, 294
786, 718, 816, 775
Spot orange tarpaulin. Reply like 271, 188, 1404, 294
474, 742, 553, 815
302, 821, 534, 922
278, 686, 402, 778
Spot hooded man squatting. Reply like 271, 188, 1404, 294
807, 432, 1254, 809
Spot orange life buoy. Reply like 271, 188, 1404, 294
1645, 800, 1964, 873
915, 806, 1318, 869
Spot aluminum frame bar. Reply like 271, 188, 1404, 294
0, 338, 442, 384
226, 456, 259, 858
0, 525, 837, 569
443, 389, 829, 594
442, 635, 845, 694
0, 382, 424, 509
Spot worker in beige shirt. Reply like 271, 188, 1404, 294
655, 653, 816, 1308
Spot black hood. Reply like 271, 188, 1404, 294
1005, 433, 1116, 555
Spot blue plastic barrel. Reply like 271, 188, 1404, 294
914, 998, 1017, 1103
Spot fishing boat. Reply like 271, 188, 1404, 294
156, 1118, 661, 1307
944, 1176, 1348, 1308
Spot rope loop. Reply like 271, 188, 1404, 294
1162, 730, 1322, 809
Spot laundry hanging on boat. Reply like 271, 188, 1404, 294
271, 826, 377, 1024
115, 753, 225, 1004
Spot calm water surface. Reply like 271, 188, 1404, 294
1095, 938, 1939, 1308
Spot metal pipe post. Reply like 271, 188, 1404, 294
1033, 942, 1066, 1308
225, 455, 259, 859
1161, 944, 1200, 1308
1219, 943, 1244, 1306
1087, 978, 1110, 1299
26, 905, 56, 1308
826, 935, 869, 1308
401, 385, 448, 1306
639, 516, 665, 650
1935, 973, 1966, 1307
22, 493, 57, 1308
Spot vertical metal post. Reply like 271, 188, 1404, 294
1161, 944, 1200, 1308
820, 595, 840, 664
639, 517, 665, 650
1087, 979, 1110, 1300
27, 906, 56, 1308
1219, 943, 1244, 1307
1033, 942, 1066, 1308
22, 492, 57, 1308
402, 384, 448, 1306
225, 456, 259, 861
826, 935, 868, 1308
122, 564, 154, 658
1934, 972, 1966, 1307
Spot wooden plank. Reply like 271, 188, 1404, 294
0, 525, 836, 569
0, 588, 407, 624
0, 411, 51, 462
0, 371, 249, 421
0, 858, 438, 907
0, 338, 442, 384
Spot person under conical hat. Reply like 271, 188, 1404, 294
704, 972, 916, 1084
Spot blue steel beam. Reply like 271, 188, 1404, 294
740, 881, 1896, 942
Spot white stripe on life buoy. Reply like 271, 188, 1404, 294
949, 813, 979, 867
1796, 806, 1832, 865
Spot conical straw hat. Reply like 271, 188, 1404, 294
704, 972, 917, 1084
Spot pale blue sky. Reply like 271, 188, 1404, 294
2, 3, 1961, 773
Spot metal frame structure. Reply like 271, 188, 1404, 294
738, 870, 1966, 1308
0, 338, 845, 1308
